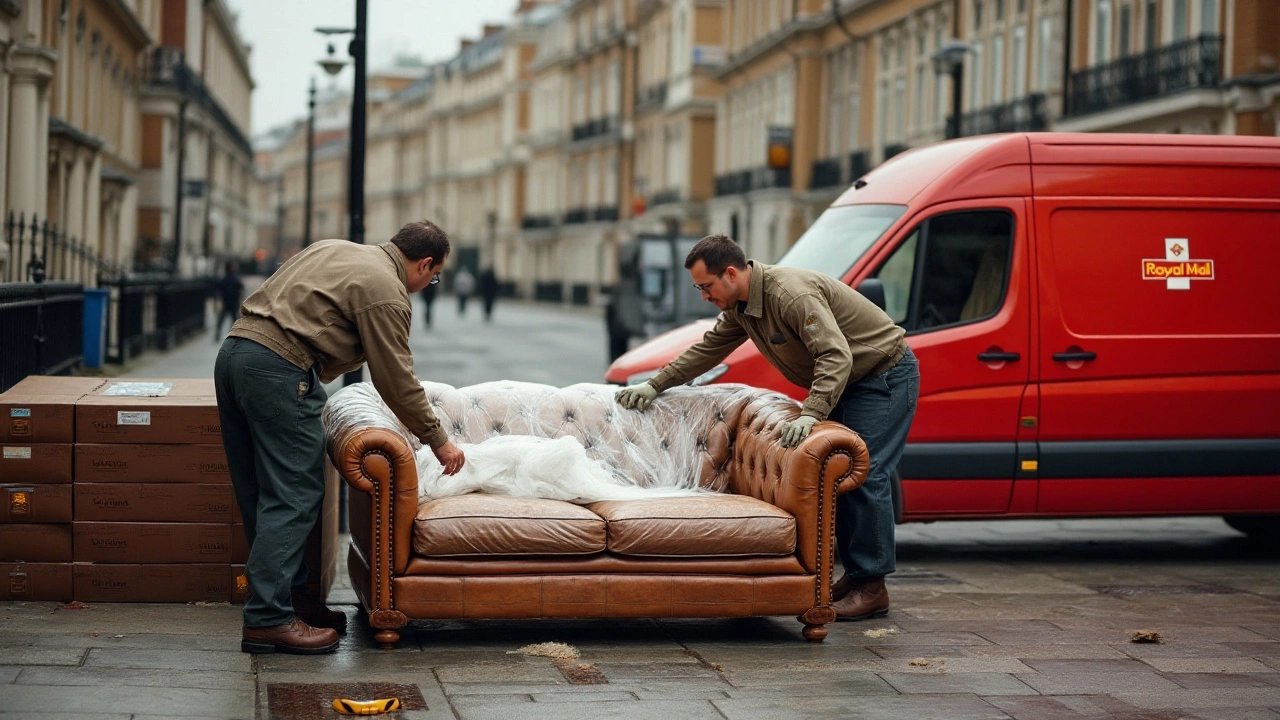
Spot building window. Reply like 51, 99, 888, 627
1012, 26, 1026, 97
1144, 0, 1158, 49
973, 0, 984, 30
1119, 1, 1132, 56
1172, 0, 1188, 40
1037, 16, 1053, 90
915, 64, 926, 127
1094, 0, 1112, 63
969, 41, 983, 108
991, 34, 1004, 104
1199, 0, 1217, 34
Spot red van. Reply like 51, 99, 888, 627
606, 133, 1280, 539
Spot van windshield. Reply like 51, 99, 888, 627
775, 204, 906, 279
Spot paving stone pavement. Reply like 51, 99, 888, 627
2, 518, 1278, 719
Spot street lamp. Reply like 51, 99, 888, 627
932, 40, 972, 140
303, 77, 316, 248
314, 1, 368, 388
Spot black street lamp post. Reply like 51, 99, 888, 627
932, 40, 972, 140
303, 77, 316, 248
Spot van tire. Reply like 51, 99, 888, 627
1223, 515, 1280, 542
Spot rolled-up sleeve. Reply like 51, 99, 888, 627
783, 293, 853, 419
650, 313, 749, 393
354, 301, 449, 449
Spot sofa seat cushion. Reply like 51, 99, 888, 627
414, 494, 606, 557
586, 494, 796, 558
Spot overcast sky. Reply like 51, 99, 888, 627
225, 0, 517, 137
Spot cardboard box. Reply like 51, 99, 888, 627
73, 563, 233, 602
74, 484, 237, 523
232, 522, 248, 563
0, 377, 106, 443
0, 523, 73, 562
0, 443, 73, 484
1, 562, 73, 600
73, 443, 229, 483
75, 379, 220, 444
73, 522, 232, 563
1, 484, 72, 523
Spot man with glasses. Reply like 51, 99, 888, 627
215, 220, 466, 655
616, 234, 918, 622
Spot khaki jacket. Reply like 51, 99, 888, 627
649, 262, 906, 419
229, 240, 447, 449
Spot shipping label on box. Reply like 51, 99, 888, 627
1, 562, 73, 601
0, 443, 73, 483
0, 377, 107, 443
73, 563, 232, 602
74, 484, 236, 523
74, 444, 229, 483
1, 484, 72, 523
73, 522, 232, 563
0, 523, 73, 562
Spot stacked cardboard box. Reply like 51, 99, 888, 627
69, 378, 248, 603
0, 377, 105, 600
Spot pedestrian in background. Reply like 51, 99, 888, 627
454, 266, 475, 317
213, 260, 244, 342
420, 280, 438, 330
214, 220, 466, 655
479, 266, 499, 322
616, 234, 919, 622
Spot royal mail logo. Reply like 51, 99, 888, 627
1142, 238, 1214, 290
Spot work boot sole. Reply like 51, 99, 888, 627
241, 639, 339, 655
834, 608, 889, 622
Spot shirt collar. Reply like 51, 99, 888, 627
379, 242, 410, 287
742, 260, 766, 318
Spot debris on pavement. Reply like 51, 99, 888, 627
555, 661, 608, 685
864, 628, 897, 638
513, 642, 580, 660
909, 658, 931, 667
61, 601, 90, 610
1130, 629, 1164, 643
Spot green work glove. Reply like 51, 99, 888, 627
779, 415, 819, 448
615, 383, 659, 411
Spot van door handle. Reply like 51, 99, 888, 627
977, 351, 1021, 362
1052, 351, 1097, 362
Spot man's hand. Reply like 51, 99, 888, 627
615, 384, 659, 411
433, 441, 466, 476
779, 415, 819, 448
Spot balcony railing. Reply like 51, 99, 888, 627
570, 116, 619, 142
592, 206, 619, 222
949, 93, 1049, 137
1065, 34, 1223, 118
883, 144, 911, 162
144, 47, 253, 157
810, 158, 843, 189
520, 215, 556, 230
713, 166, 791, 197
636, 81, 668, 114
849, 150, 870, 180
649, 189, 681, 206
563, 208, 589, 224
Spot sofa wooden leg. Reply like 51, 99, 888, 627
374, 629, 400, 649
802, 623, 828, 642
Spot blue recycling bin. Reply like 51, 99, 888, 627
83, 288, 110, 368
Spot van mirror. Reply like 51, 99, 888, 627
641, 268, 667, 299
857, 278, 887, 311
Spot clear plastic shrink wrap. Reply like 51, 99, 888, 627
322, 380, 793, 504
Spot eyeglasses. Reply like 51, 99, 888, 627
428, 275, 441, 285
692, 273, 724, 293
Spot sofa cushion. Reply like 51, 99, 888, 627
586, 494, 796, 558
414, 494, 606, 557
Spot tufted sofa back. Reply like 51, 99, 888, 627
324, 380, 802, 491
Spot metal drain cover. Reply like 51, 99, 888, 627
1091, 584, 1242, 598
267, 683, 427, 719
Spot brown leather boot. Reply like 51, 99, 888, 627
241, 617, 339, 654
830, 577, 889, 622
291, 591, 348, 634
831, 574, 855, 602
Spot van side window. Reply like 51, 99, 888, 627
872, 210, 1013, 332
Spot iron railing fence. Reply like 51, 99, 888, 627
1066, 35, 1222, 117
950, 93, 1049, 136
0, 281, 84, 393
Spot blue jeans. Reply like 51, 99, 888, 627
829, 347, 919, 581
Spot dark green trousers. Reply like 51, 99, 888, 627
214, 336, 327, 628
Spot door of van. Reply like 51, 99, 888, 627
863, 199, 1032, 517
1033, 196, 1280, 515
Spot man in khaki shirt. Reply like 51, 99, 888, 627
617, 235, 919, 621
215, 220, 465, 654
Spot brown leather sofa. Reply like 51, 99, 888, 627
324, 381, 869, 648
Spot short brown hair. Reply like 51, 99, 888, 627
685, 234, 747, 274
390, 220, 450, 265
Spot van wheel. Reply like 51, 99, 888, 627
1223, 515, 1280, 542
